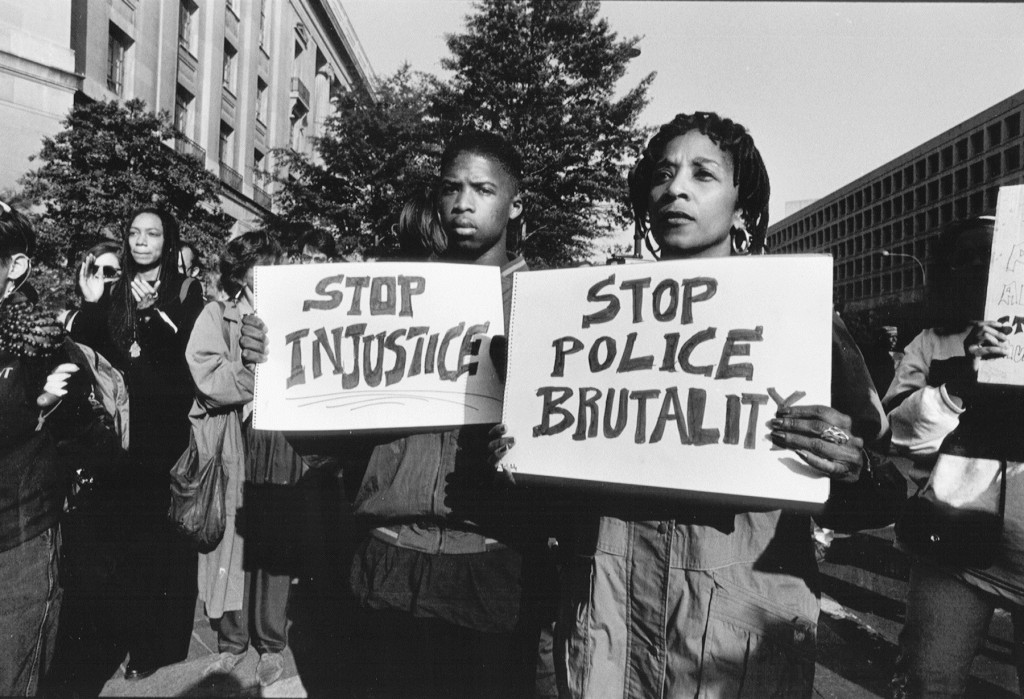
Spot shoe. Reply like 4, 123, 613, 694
256, 652, 284, 687
201, 651, 246, 679
124, 662, 158, 681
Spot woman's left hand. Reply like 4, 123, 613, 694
769, 405, 864, 482
130, 278, 160, 311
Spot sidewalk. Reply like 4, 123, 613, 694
97, 528, 1020, 698
99, 588, 307, 698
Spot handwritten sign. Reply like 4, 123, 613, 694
980, 185, 1024, 386
252, 262, 505, 431
499, 256, 833, 509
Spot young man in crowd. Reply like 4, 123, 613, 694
0, 202, 121, 695
239, 132, 541, 697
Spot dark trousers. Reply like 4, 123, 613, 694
0, 527, 61, 697
217, 568, 290, 655
350, 605, 532, 699
122, 483, 198, 669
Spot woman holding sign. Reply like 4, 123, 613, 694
493, 112, 887, 698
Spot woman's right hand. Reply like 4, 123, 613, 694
488, 423, 517, 485
964, 320, 1010, 365
78, 255, 104, 303
946, 320, 1011, 401
240, 314, 269, 365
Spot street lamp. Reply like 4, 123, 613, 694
878, 249, 927, 285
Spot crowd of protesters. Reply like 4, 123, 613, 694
0, 113, 1020, 699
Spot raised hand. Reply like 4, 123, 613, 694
78, 255, 105, 303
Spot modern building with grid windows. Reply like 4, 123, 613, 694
769, 89, 1024, 314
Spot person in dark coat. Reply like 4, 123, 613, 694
70, 205, 204, 680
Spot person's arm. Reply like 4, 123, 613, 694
888, 322, 1009, 458
137, 278, 204, 360
186, 302, 253, 410
768, 315, 888, 483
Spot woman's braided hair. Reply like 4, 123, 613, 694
628, 112, 771, 256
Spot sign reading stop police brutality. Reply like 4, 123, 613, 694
498, 256, 834, 508
252, 262, 505, 431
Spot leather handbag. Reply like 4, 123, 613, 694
168, 409, 239, 553
895, 454, 1006, 569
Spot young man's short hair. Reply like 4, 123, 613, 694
439, 131, 523, 194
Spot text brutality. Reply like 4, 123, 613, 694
533, 273, 807, 447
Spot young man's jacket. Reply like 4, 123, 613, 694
0, 292, 123, 552
351, 256, 529, 554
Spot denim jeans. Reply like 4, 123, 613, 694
892, 560, 1024, 698
0, 527, 62, 696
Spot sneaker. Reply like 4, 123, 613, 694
256, 652, 285, 687
201, 651, 246, 679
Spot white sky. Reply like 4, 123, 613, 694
341, 1, 1024, 232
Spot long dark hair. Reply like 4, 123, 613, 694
108, 206, 184, 350
629, 111, 770, 257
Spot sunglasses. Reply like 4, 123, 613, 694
91, 264, 122, 281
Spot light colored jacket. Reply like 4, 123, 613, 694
186, 298, 252, 618
885, 328, 1024, 605
561, 315, 887, 699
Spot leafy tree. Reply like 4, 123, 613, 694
433, 0, 653, 267
21, 99, 232, 269
269, 67, 441, 258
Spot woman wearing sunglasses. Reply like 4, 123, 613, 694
69, 205, 205, 681
64, 241, 122, 331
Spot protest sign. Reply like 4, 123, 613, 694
498, 256, 833, 509
252, 262, 505, 431
979, 185, 1024, 386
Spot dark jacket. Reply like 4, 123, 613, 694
351, 256, 529, 553
0, 294, 122, 551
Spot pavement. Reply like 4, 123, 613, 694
98, 583, 309, 698
94, 527, 1020, 698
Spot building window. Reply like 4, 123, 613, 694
256, 78, 268, 124
219, 122, 233, 165
955, 139, 969, 162
987, 123, 1002, 148
1006, 113, 1021, 139
174, 86, 194, 136
223, 41, 237, 93
107, 25, 130, 95
1006, 145, 1021, 172
178, 0, 197, 52
970, 131, 984, 156
259, 0, 270, 50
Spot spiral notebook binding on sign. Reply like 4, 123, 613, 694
252, 266, 263, 427
499, 272, 522, 473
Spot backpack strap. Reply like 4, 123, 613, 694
179, 277, 196, 304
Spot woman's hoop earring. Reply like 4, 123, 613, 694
730, 226, 752, 255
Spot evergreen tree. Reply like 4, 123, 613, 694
22, 99, 232, 268
269, 67, 441, 258
433, 0, 653, 267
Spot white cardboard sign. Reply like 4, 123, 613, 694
498, 256, 833, 508
252, 262, 505, 431
979, 185, 1024, 386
